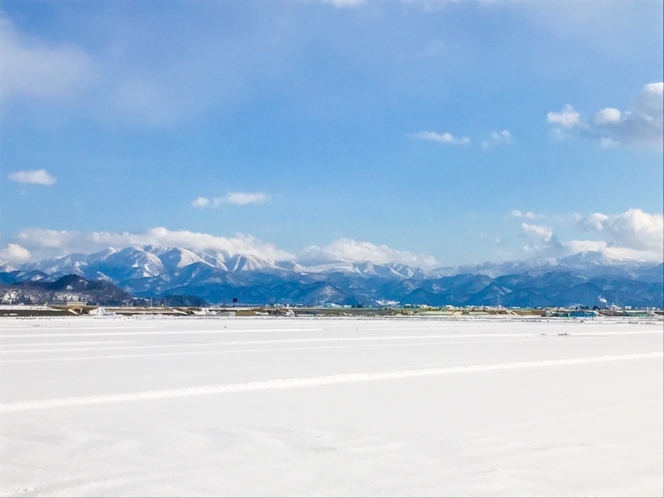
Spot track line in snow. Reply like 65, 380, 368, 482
3, 327, 660, 341
0, 333, 536, 354
0, 325, 159, 332
0, 340, 140, 349
1, 352, 660, 413
2, 329, 661, 356
0, 327, 323, 339
0, 338, 536, 363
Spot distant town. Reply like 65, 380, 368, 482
1, 301, 661, 319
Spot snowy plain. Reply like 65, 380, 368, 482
1, 316, 662, 497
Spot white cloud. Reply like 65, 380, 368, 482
546, 104, 582, 128
594, 107, 621, 125
192, 192, 271, 208
547, 83, 664, 149
482, 130, 512, 149
304, 239, 437, 268
563, 239, 662, 262
600, 137, 619, 148
8, 169, 56, 185
15, 227, 294, 261
16, 229, 76, 249
218, 192, 271, 206
0, 244, 31, 264
323, 0, 365, 6
11, 228, 438, 267
407, 131, 470, 145
516, 208, 663, 262
578, 208, 663, 253
191, 197, 211, 208
521, 223, 553, 243
511, 210, 537, 219
0, 16, 98, 102
636, 82, 664, 116
562, 239, 608, 254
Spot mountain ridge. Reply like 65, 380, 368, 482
1, 246, 662, 308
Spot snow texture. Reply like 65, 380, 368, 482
1, 317, 662, 496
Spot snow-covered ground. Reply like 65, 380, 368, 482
1, 317, 662, 497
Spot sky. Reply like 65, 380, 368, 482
1, 0, 663, 268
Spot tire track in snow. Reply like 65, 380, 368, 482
0, 325, 159, 332
1, 352, 660, 414
1, 330, 660, 356
0, 333, 534, 355
0, 338, 536, 363
0, 328, 323, 339
3, 328, 660, 340
0, 340, 140, 349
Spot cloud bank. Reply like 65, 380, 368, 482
547, 82, 664, 149
5, 228, 439, 268
579, 209, 663, 254
14, 228, 293, 262
304, 239, 438, 268
3, 210, 662, 267
520, 208, 663, 262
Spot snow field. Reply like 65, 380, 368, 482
1, 317, 662, 496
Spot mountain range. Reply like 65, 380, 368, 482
1, 246, 662, 308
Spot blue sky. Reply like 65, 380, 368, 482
1, 0, 663, 267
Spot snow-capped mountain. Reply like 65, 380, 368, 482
14, 245, 433, 282
17, 246, 287, 280
2, 246, 662, 307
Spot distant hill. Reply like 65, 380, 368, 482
1, 274, 134, 306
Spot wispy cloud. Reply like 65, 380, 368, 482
547, 83, 664, 149
482, 130, 512, 149
191, 192, 271, 208
8, 228, 439, 267
415, 39, 446, 59
221, 192, 271, 205
322, 0, 365, 7
407, 131, 470, 145
0, 16, 98, 103
14, 227, 294, 261
0, 14, 283, 128
8, 169, 56, 185
510, 209, 538, 219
